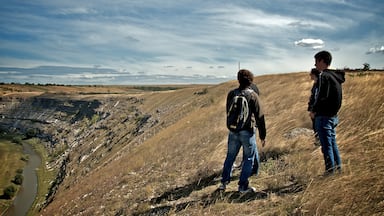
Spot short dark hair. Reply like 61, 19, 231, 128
237, 69, 253, 88
314, 50, 332, 66
310, 68, 320, 76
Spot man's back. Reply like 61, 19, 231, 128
314, 69, 345, 116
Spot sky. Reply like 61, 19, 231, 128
0, 0, 383, 85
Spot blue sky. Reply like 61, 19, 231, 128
0, 0, 383, 84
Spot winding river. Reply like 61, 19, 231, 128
6, 143, 41, 216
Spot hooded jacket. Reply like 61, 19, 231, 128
313, 69, 345, 117
226, 87, 266, 140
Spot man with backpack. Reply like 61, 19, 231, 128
219, 69, 266, 193
233, 82, 261, 173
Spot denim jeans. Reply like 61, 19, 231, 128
315, 115, 342, 173
221, 130, 257, 188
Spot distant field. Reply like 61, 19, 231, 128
0, 137, 25, 190
0, 136, 25, 213
0, 83, 210, 97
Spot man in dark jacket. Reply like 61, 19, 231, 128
310, 50, 345, 174
219, 69, 266, 193
308, 68, 320, 145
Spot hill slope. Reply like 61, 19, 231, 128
1, 72, 383, 215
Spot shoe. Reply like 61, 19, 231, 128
218, 182, 228, 190
238, 186, 256, 193
322, 167, 342, 177
322, 171, 333, 177
233, 161, 243, 169
251, 165, 259, 176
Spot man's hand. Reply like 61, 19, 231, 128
309, 111, 316, 119
261, 139, 266, 147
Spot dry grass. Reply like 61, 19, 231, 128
2, 72, 383, 216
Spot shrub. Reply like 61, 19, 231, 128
91, 114, 100, 124
21, 156, 29, 162
194, 88, 208, 95
12, 136, 23, 145
26, 128, 38, 138
13, 174, 24, 185
3, 185, 17, 199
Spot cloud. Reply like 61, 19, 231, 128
58, 7, 97, 15
294, 39, 325, 49
0, 66, 229, 85
0, 0, 383, 84
366, 46, 384, 54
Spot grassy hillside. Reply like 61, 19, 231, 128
2, 71, 384, 215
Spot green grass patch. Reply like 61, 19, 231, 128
0, 135, 26, 213
0, 133, 57, 215
24, 138, 57, 215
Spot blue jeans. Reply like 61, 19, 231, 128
221, 130, 257, 188
315, 115, 342, 173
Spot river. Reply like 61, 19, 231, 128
5, 143, 41, 216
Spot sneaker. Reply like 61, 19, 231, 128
233, 161, 243, 169
238, 186, 256, 193
218, 182, 228, 190
321, 171, 334, 178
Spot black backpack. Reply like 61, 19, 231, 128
227, 88, 252, 132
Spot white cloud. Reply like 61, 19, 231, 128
366, 46, 384, 54
294, 39, 325, 49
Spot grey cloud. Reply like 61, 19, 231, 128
0, 66, 230, 85
288, 21, 312, 28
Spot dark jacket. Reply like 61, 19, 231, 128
307, 82, 318, 112
226, 87, 266, 140
313, 69, 345, 116
250, 83, 260, 95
